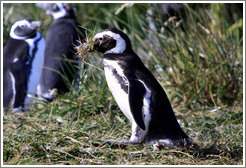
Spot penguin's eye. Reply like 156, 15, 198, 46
99, 38, 103, 41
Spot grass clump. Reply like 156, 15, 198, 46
75, 35, 97, 61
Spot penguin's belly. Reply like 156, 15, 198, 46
103, 59, 133, 122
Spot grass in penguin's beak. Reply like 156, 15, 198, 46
74, 37, 100, 61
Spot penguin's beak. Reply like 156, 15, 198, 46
92, 35, 112, 46
92, 37, 99, 44
92, 35, 115, 53
92, 38, 101, 51
30, 21, 42, 29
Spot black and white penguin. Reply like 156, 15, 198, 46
36, 3, 85, 101
93, 27, 193, 149
3, 18, 45, 113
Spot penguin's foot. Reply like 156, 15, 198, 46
152, 138, 198, 151
11, 106, 24, 114
102, 140, 140, 147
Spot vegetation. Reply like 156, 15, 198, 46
3, 3, 243, 165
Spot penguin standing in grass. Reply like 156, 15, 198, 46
3, 18, 45, 113
92, 27, 193, 150
36, 3, 85, 101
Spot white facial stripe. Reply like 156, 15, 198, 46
94, 31, 126, 54
52, 3, 67, 20
10, 20, 31, 40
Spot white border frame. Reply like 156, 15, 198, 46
1, 1, 245, 167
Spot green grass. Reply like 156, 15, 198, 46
2, 3, 243, 165
3, 102, 243, 165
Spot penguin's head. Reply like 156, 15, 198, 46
93, 27, 132, 54
10, 18, 42, 40
36, 3, 76, 20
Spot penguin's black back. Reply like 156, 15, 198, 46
4, 38, 29, 64
3, 38, 28, 108
46, 18, 83, 57
40, 17, 85, 93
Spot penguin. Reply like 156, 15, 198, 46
36, 3, 85, 101
92, 27, 193, 149
3, 18, 45, 113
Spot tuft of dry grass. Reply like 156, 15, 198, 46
74, 37, 97, 62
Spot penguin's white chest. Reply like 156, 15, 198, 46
103, 59, 133, 122
24, 35, 45, 104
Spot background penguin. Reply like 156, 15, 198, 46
3, 18, 45, 113
36, 3, 85, 101
92, 27, 193, 150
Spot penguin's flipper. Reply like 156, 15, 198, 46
128, 79, 146, 130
